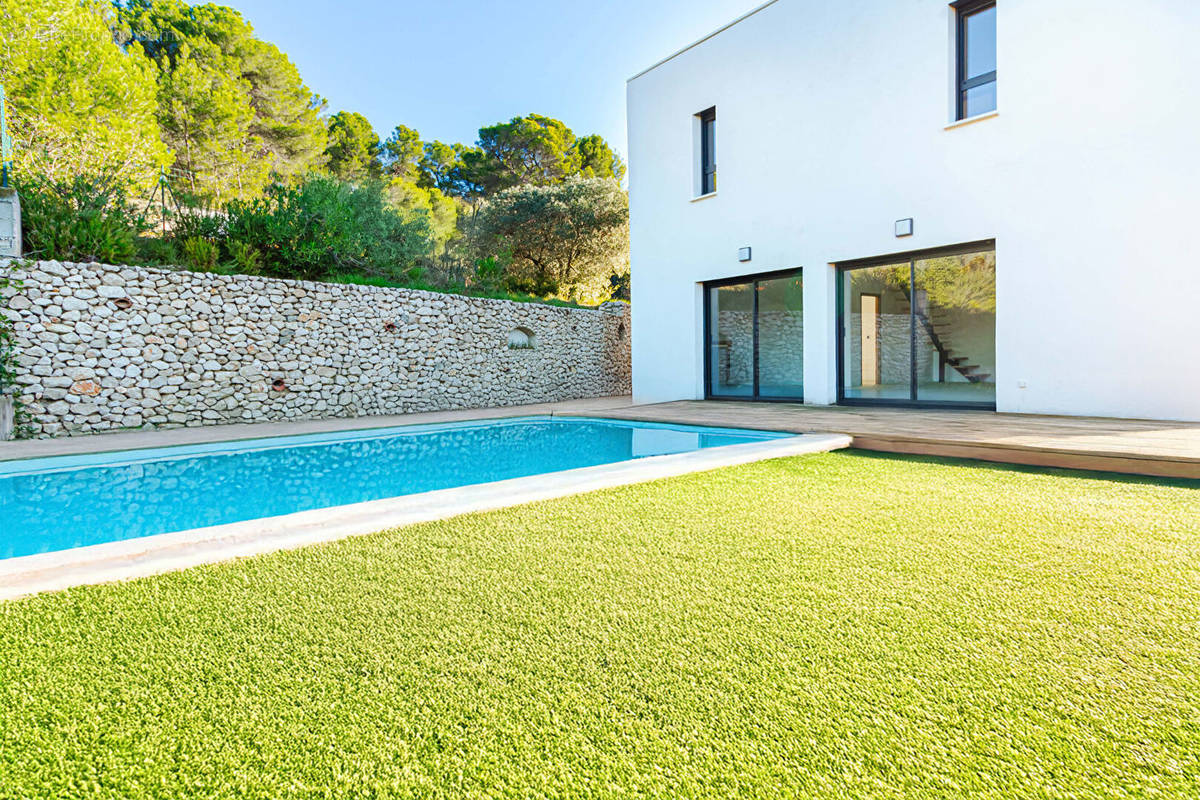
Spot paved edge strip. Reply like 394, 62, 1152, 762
0, 397, 635, 463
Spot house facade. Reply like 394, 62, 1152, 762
626, 0, 1200, 421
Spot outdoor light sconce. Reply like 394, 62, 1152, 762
895, 218, 914, 237
738, 247, 752, 262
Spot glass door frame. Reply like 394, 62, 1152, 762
835, 240, 996, 410
703, 267, 804, 403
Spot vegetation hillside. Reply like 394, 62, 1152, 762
0, 0, 630, 305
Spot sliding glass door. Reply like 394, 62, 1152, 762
757, 274, 805, 397
913, 249, 996, 403
839, 243, 995, 408
841, 261, 913, 401
708, 282, 754, 397
706, 270, 803, 401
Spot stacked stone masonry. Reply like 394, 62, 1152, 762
1, 261, 631, 438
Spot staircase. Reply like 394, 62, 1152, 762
902, 291, 991, 384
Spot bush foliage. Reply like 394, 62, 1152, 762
224, 176, 431, 282
473, 178, 628, 302
15, 174, 144, 264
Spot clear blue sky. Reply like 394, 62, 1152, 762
223, 0, 760, 157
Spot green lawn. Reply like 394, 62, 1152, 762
2, 452, 1198, 799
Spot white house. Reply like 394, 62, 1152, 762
626, 0, 1200, 421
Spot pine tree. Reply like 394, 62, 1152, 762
120, 0, 327, 201
324, 112, 381, 182
0, 0, 169, 191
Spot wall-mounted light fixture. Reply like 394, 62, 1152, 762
895, 218, 914, 237
738, 247, 752, 262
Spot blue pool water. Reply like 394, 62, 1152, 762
0, 417, 785, 559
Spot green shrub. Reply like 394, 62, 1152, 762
133, 236, 180, 267
472, 177, 628, 303
172, 206, 226, 243
608, 269, 631, 301
502, 272, 559, 298
224, 176, 432, 281
224, 240, 261, 274
0, 263, 35, 438
471, 254, 507, 292
16, 174, 144, 263
180, 237, 219, 272
0, 264, 22, 395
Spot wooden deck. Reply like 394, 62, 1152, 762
3, 396, 1196, 480
566, 401, 1200, 480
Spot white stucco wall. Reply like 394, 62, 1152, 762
627, 0, 1200, 421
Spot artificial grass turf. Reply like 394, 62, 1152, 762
1, 452, 1198, 799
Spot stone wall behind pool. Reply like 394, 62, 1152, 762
2, 260, 631, 438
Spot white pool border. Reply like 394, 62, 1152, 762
0, 430, 851, 601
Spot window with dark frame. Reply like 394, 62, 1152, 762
704, 269, 804, 402
835, 241, 997, 409
698, 107, 716, 195
955, 0, 997, 120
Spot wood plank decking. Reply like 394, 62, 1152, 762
566, 401, 1200, 480
4, 395, 1197, 480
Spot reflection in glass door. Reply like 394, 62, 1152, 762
841, 262, 913, 401
757, 274, 804, 398
914, 250, 996, 403
708, 282, 754, 397
706, 270, 803, 401
839, 243, 995, 407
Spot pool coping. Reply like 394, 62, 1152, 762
0, 430, 852, 601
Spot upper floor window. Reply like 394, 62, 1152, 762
698, 107, 716, 195
955, 0, 996, 119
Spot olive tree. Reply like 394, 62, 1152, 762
474, 177, 628, 301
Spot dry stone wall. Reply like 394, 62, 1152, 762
1, 260, 631, 438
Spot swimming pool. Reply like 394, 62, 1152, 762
0, 417, 787, 560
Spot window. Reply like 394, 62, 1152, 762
705, 269, 803, 401
955, 0, 996, 120
698, 107, 716, 195
838, 242, 995, 408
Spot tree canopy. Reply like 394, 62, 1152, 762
117, 0, 327, 201
471, 114, 626, 193
325, 111, 382, 183
381, 125, 422, 180
474, 177, 629, 300
575, 134, 626, 182
0, 0, 169, 190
